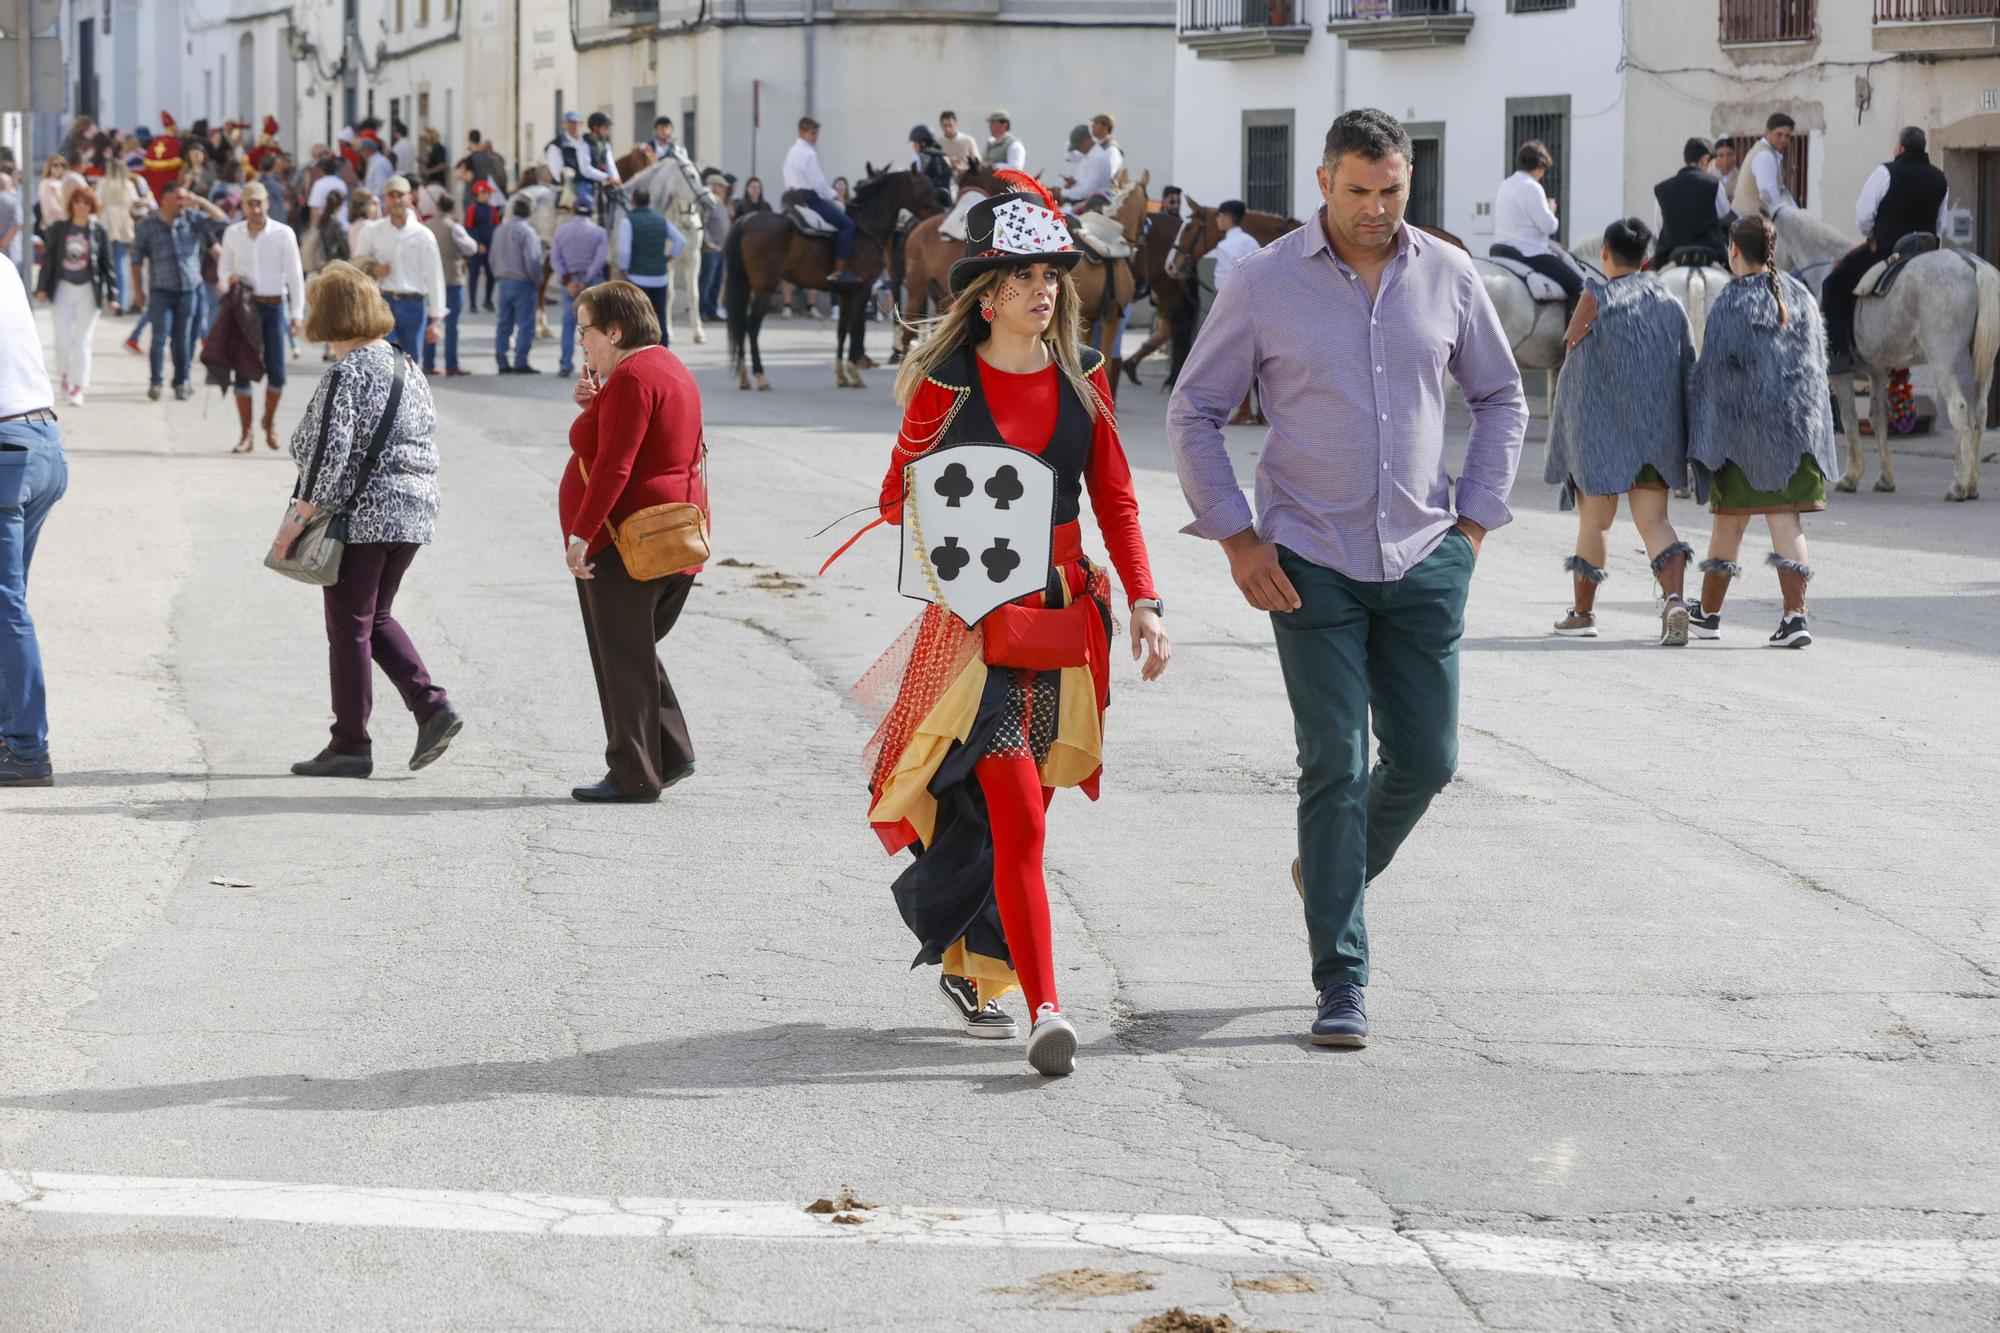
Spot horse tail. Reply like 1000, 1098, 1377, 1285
1969, 254, 2000, 404
725, 223, 752, 359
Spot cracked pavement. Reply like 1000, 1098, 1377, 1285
2, 313, 1997, 1330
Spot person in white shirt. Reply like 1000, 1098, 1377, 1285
781, 116, 857, 285
0, 255, 65, 788
985, 111, 1027, 173
1209, 200, 1265, 427
648, 115, 686, 167
391, 122, 417, 180
1731, 113, 1794, 219
306, 157, 350, 230
352, 176, 447, 361
1061, 114, 1123, 211
936, 111, 980, 176
1492, 138, 1582, 315
219, 181, 309, 451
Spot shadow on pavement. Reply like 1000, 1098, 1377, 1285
8, 793, 577, 818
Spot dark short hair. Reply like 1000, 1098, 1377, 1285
319, 157, 341, 175
1162, 184, 1182, 196
655, 115, 673, 129
940, 110, 957, 121
469, 128, 483, 142
1683, 136, 1713, 166
1322, 108, 1412, 170
1218, 199, 1247, 224
1516, 139, 1553, 173
1899, 125, 1927, 155
587, 112, 612, 130
1766, 112, 1796, 132
577, 280, 661, 351
632, 186, 651, 207
434, 193, 456, 213
1602, 217, 1653, 267
511, 196, 533, 218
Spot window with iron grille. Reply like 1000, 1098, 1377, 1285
1719, 0, 1816, 44
1722, 131, 1809, 208
1406, 123, 1444, 229
1505, 96, 1569, 246
1243, 110, 1294, 218
1509, 0, 1572, 11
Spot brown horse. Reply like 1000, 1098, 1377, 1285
1066, 177, 1150, 400
1125, 209, 1192, 387
1166, 202, 1302, 283
725, 167, 942, 390
891, 161, 1016, 361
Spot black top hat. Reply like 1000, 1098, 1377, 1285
947, 191, 1083, 296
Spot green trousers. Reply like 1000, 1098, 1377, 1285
1273, 532, 1475, 990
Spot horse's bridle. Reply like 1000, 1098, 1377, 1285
1167, 209, 1208, 281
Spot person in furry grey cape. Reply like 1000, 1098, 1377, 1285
1685, 215, 1836, 649
1543, 218, 1697, 645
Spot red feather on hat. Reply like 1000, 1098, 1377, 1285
994, 169, 1057, 212
263, 116, 280, 137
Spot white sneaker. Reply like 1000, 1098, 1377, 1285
66, 388, 84, 407
1026, 1004, 1077, 1076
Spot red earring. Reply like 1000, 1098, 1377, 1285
980, 303, 995, 322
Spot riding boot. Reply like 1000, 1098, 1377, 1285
262, 388, 283, 450
1649, 541, 1694, 601
232, 393, 254, 451
1562, 556, 1605, 614
1697, 558, 1742, 615
1768, 553, 1813, 615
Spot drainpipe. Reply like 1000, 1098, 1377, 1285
803, 0, 814, 121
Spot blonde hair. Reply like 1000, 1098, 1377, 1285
303, 260, 395, 343
894, 266, 1102, 424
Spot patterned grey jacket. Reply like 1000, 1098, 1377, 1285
1545, 272, 1694, 502
1689, 272, 1840, 492
289, 342, 441, 545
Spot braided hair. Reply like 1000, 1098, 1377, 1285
1730, 215, 1787, 326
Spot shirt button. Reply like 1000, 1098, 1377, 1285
1379, 511, 1387, 518
1375, 365, 1383, 373
1380, 413, 1388, 421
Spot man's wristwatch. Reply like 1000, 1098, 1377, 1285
1131, 598, 1165, 617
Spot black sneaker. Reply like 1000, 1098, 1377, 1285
496, 365, 518, 375
938, 973, 1019, 1039
516, 364, 542, 375
0, 749, 54, 787
1687, 601, 1722, 641
1768, 613, 1812, 649
290, 749, 373, 779
147, 383, 163, 401
1311, 982, 1368, 1048
409, 703, 465, 771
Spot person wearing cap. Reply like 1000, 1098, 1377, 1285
1061, 114, 1122, 213
986, 112, 1026, 173
352, 176, 446, 361
491, 196, 545, 373
547, 110, 618, 214
698, 170, 732, 322
909, 126, 953, 210
218, 180, 307, 450
782, 117, 857, 285
464, 179, 504, 313
552, 199, 610, 376
864, 173, 1169, 1076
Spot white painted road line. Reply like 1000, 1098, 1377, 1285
4, 1170, 1996, 1287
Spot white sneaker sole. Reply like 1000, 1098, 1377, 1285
938, 981, 1018, 1039
1027, 1018, 1078, 1076
1552, 625, 1598, 638
1767, 632, 1812, 649
1690, 624, 1722, 641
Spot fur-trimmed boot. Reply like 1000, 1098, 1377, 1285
1554, 556, 1606, 637
1651, 541, 1694, 647
1690, 558, 1740, 640
1767, 553, 1814, 649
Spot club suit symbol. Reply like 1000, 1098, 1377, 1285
981, 537, 1021, 584
934, 462, 974, 508
985, 464, 1025, 511
931, 536, 971, 581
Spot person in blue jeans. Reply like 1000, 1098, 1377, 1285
0, 259, 67, 787
550, 200, 608, 377
490, 197, 544, 373
130, 185, 220, 401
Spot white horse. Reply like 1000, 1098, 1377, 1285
1475, 247, 1595, 406
1775, 207, 1999, 501
622, 152, 727, 345
1655, 262, 1729, 355
517, 183, 561, 340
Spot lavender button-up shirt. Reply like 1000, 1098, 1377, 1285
1169, 212, 1527, 583
551, 217, 608, 286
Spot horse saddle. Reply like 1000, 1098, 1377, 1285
1856, 232, 1941, 299
938, 190, 984, 243
781, 190, 840, 236
1483, 250, 1568, 303
1665, 245, 1725, 269
1073, 211, 1134, 260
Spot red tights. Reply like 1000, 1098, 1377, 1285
975, 756, 1059, 1017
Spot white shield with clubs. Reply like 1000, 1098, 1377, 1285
899, 443, 1057, 629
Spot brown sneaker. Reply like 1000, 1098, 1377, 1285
1552, 610, 1598, 638
1659, 598, 1690, 647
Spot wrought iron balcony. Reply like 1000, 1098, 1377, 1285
1179, 0, 1312, 59
1326, 0, 1473, 50
1873, 0, 2000, 55
1718, 0, 1816, 45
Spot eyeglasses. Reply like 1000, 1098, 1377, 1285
575, 322, 597, 336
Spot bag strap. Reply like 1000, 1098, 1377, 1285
575, 430, 710, 542
294, 368, 342, 501
338, 354, 407, 516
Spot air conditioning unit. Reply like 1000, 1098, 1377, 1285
1945, 208, 1974, 247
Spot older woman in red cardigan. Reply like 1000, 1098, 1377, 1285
560, 280, 708, 804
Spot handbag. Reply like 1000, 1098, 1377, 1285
264, 356, 407, 585
980, 597, 1096, 671
577, 438, 711, 581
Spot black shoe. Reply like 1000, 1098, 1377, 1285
1687, 602, 1722, 641
1827, 351, 1856, 375
0, 750, 54, 786
1311, 982, 1368, 1048
496, 364, 518, 374
147, 383, 163, 401
409, 703, 465, 771
938, 973, 1019, 1039
516, 364, 542, 374
571, 778, 659, 804
828, 270, 861, 288
172, 383, 192, 401
291, 749, 373, 779
1768, 613, 1812, 649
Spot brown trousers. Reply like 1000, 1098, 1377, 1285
575, 546, 697, 797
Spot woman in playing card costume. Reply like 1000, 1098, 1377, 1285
855, 176, 1170, 1077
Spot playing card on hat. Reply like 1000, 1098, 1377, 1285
900, 444, 1057, 628
987, 198, 1071, 258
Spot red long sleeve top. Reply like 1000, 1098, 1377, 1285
560, 345, 706, 557
880, 361, 1158, 605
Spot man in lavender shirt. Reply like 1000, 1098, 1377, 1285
551, 199, 609, 377
1169, 109, 1526, 1049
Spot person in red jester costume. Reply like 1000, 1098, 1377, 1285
855, 171, 1171, 1077
140, 112, 185, 202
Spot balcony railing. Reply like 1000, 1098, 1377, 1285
1719, 0, 1816, 43
1327, 0, 1472, 46
1180, 0, 1310, 56
1182, 0, 1305, 30
1875, 0, 2000, 17
1330, 0, 1463, 16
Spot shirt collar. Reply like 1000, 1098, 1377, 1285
1303, 205, 1422, 265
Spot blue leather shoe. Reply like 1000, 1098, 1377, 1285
0, 748, 54, 787
1312, 982, 1368, 1048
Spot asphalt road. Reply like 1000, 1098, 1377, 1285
4, 301, 1998, 1331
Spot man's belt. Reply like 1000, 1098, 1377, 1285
253, 295, 286, 305
0, 408, 59, 425
385, 290, 426, 300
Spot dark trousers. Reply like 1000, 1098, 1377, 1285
699, 249, 724, 320
1822, 242, 1878, 357
466, 251, 494, 308
322, 542, 449, 756
574, 547, 696, 797
1273, 534, 1475, 989
1523, 252, 1584, 314
797, 195, 855, 262
638, 280, 671, 348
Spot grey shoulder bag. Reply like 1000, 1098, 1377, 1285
264, 356, 408, 585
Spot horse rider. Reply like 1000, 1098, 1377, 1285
546, 110, 619, 215
1822, 125, 1951, 374
782, 116, 859, 286
1732, 112, 1794, 219
1492, 138, 1582, 318
986, 111, 1027, 172
1061, 114, 1122, 214
935, 111, 980, 177
909, 125, 954, 209
1712, 141, 1740, 205
1650, 137, 1732, 268
648, 115, 687, 167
